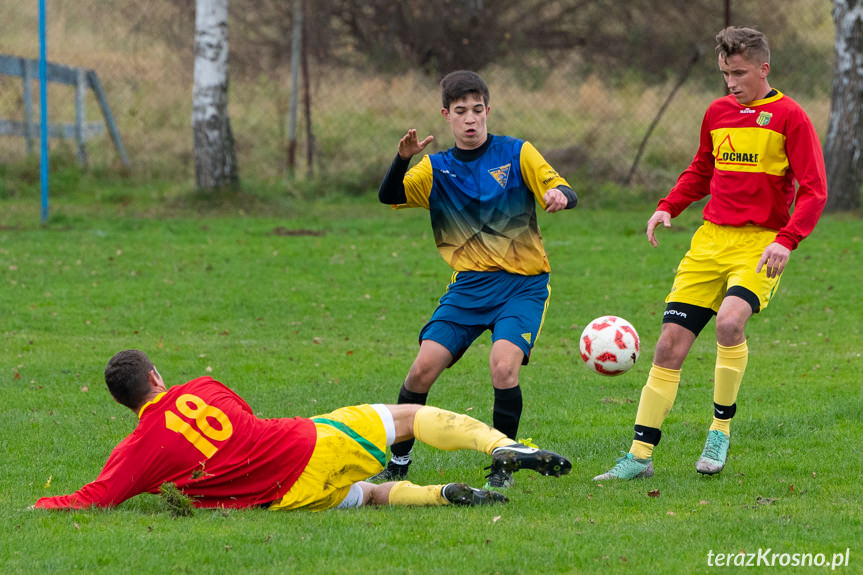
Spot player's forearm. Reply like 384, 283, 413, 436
34, 493, 94, 510
34, 476, 133, 510
378, 154, 410, 204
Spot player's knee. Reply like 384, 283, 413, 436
715, 316, 745, 345
653, 333, 688, 369
405, 364, 436, 392
489, 359, 518, 387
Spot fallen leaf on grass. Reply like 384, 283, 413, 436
647, 489, 660, 498
492, 515, 502, 523
44, 475, 52, 488
756, 497, 778, 505
666, 511, 676, 516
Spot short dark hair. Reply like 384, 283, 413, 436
440, 70, 490, 109
715, 26, 770, 65
105, 350, 155, 410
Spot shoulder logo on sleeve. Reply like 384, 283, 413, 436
488, 164, 511, 188
756, 111, 773, 127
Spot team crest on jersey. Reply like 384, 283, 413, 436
488, 164, 511, 188
756, 111, 773, 126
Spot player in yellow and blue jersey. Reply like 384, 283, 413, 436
376, 70, 578, 489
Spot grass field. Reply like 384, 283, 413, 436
1, 184, 861, 574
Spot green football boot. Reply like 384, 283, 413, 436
593, 451, 654, 481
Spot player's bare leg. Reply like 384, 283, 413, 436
371, 341, 452, 482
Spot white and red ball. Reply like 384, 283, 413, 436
579, 315, 640, 376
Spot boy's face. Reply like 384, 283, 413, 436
442, 93, 489, 150
719, 53, 770, 105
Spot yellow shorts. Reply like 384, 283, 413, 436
666, 221, 781, 313
269, 404, 389, 511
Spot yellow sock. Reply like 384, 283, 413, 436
711, 341, 748, 435
630, 364, 681, 459
413, 406, 511, 454
630, 440, 655, 460
387, 481, 448, 506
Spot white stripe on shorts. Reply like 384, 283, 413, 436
371, 403, 396, 446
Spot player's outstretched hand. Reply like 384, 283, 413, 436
756, 242, 791, 278
646, 210, 672, 247
398, 129, 434, 160
543, 188, 568, 213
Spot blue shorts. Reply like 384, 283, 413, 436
419, 271, 551, 365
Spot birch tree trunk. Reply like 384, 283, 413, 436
824, 0, 863, 211
193, 0, 239, 191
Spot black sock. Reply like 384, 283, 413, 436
390, 384, 428, 461
493, 386, 522, 440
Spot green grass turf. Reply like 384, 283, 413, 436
1, 191, 860, 574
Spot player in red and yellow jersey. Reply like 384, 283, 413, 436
33, 350, 570, 512
376, 71, 578, 489
595, 26, 827, 481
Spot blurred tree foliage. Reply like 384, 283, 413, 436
121, 0, 833, 93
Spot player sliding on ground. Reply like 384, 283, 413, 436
33, 350, 571, 512
376, 70, 578, 490
595, 27, 827, 481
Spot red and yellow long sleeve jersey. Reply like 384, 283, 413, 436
658, 91, 827, 250
34, 377, 317, 510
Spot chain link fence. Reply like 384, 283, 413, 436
0, 0, 834, 196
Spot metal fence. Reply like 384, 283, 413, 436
0, 0, 835, 194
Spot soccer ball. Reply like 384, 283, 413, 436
579, 316, 640, 376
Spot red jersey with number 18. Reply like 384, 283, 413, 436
34, 377, 317, 509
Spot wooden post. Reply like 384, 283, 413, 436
22, 59, 35, 156
75, 67, 88, 168
87, 71, 130, 166
287, 0, 302, 174
301, 0, 313, 175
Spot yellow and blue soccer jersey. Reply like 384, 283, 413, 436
398, 135, 570, 275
